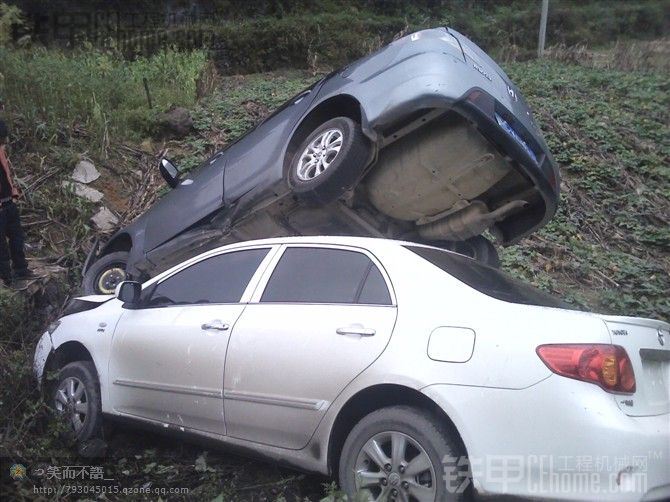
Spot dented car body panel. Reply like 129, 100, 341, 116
94, 27, 559, 279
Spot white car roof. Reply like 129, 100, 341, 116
208, 235, 422, 251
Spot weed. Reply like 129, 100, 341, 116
0, 46, 207, 143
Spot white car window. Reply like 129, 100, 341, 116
260, 247, 391, 305
146, 248, 269, 306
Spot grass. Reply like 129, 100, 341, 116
0, 47, 208, 143
114, 1, 670, 72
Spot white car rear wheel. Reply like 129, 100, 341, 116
339, 406, 467, 501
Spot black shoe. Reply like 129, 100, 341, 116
13, 268, 35, 280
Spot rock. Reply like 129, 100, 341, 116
61, 181, 104, 203
158, 106, 193, 138
139, 138, 154, 153
78, 438, 108, 458
91, 207, 119, 232
71, 160, 100, 184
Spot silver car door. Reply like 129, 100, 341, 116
224, 245, 397, 449
108, 247, 274, 435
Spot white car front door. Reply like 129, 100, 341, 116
224, 245, 397, 449
108, 247, 273, 435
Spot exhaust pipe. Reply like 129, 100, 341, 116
417, 200, 528, 241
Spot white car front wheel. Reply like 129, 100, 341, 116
52, 361, 103, 442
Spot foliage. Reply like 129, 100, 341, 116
183, 71, 317, 169
132, 1, 670, 72
0, 1, 23, 46
6, 1, 668, 74
446, 0, 669, 55
175, 12, 406, 74
0, 46, 207, 142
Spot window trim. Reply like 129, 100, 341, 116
136, 245, 280, 309
249, 244, 397, 306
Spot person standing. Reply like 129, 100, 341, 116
0, 119, 32, 286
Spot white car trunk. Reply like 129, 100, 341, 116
602, 315, 670, 417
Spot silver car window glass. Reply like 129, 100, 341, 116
358, 262, 392, 305
406, 245, 571, 309
148, 248, 269, 306
261, 247, 383, 304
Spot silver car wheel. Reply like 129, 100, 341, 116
296, 128, 344, 181
354, 431, 437, 502
54, 376, 89, 434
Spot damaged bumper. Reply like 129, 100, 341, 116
33, 331, 53, 390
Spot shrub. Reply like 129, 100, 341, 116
0, 46, 208, 141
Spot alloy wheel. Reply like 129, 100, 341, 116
296, 128, 344, 181
54, 376, 89, 434
354, 431, 437, 502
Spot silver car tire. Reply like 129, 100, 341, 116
339, 406, 467, 502
52, 361, 103, 442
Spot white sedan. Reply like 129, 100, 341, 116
34, 237, 670, 501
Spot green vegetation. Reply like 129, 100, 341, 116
0, 47, 207, 141
111, 1, 670, 70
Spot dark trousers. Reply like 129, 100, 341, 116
0, 201, 28, 277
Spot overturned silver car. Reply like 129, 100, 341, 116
83, 27, 560, 294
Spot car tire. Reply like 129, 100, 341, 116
82, 251, 129, 295
339, 405, 467, 501
461, 236, 500, 268
52, 361, 103, 442
436, 236, 500, 269
288, 117, 370, 204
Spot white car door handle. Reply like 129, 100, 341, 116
336, 326, 376, 337
201, 321, 230, 331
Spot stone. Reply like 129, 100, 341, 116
158, 106, 193, 138
77, 438, 108, 458
91, 207, 118, 232
62, 181, 104, 203
71, 160, 100, 184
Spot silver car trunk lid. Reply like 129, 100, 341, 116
601, 315, 670, 416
